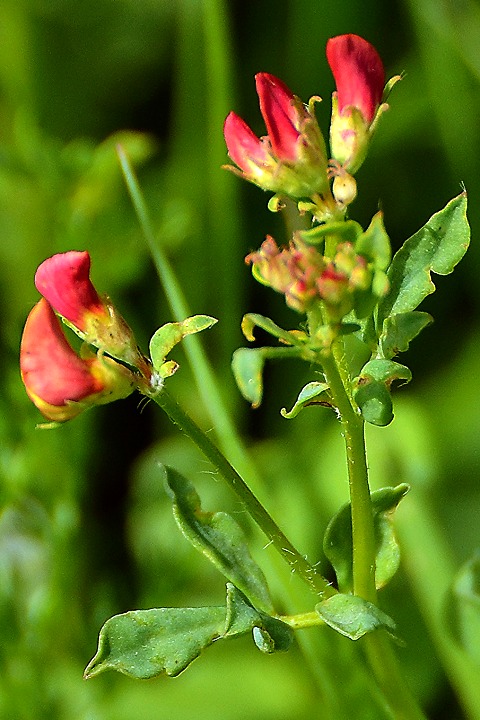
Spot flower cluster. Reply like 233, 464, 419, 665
20, 251, 150, 423
225, 33, 396, 320
224, 34, 394, 208
246, 236, 370, 319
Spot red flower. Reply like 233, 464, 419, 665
35, 251, 108, 332
34, 251, 151, 377
326, 34, 389, 174
224, 74, 328, 198
326, 34, 385, 125
20, 299, 135, 422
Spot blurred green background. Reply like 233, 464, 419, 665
1, 1, 480, 718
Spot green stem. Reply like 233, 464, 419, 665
318, 333, 426, 720
319, 338, 377, 603
149, 387, 335, 600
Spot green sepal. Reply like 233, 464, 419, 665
323, 484, 410, 593
352, 359, 412, 426
84, 584, 292, 680
163, 465, 273, 614
149, 315, 218, 372
377, 193, 470, 329
315, 593, 397, 641
355, 211, 391, 271
280, 381, 330, 419
241, 313, 305, 345
299, 219, 363, 246
379, 311, 433, 359
446, 551, 480, 664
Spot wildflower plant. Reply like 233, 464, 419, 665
20, 33, 473, 719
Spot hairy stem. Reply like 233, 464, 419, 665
149, 387, 335, 599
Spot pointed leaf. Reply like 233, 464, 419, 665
84, 605, 226, 679
323, 484, 410, 593
280, 382, 330, 419
377, 193, 469, 327
150, 315, 217, 371
379, 311, 433, 359
163, 466, 273, 613
85, 584, 293, 680
352, 359, 412, 426
315, 593, 397, 641
355, 211, 391, 271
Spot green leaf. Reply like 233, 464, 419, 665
84, 584, 292, 680
377, 193, 470, 327
231, 347, 266, 408
315, 593, 397, 641
224, 585, 293, 651
163, 466, 273, 614
379, 311, 433, 359
232, 345, 302, 407
352, 359, 412, 426
447, 551, 480, 664
84, 605, 226, 679
355, 211, 391, 271
241, 313, 304, 345
280, 381, 330, 419
149, 315, 217, 371
323, 484, 410, 593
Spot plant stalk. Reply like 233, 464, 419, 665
320, 336, 427, 720
149, 387, 335, 599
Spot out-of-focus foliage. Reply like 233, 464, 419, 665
1, 0, 480, 718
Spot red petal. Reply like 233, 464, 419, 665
35, 251, 106, 330
223, 111, 268, 172
326, 34, 384, 123
255, 73, 300, 162
20, 298, 102, 407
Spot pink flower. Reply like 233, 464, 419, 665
35, 251, 108, 332
224, 74, 328, 198
326, 34, 385, 125
34, 251, 151, 377
20, 299, 135, 422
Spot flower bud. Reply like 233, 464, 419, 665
246, 235, 326, 313
224, 73, 328, 198
20, 299, 135, 423
326, 34, 385, 173
35, 251, 150, 377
